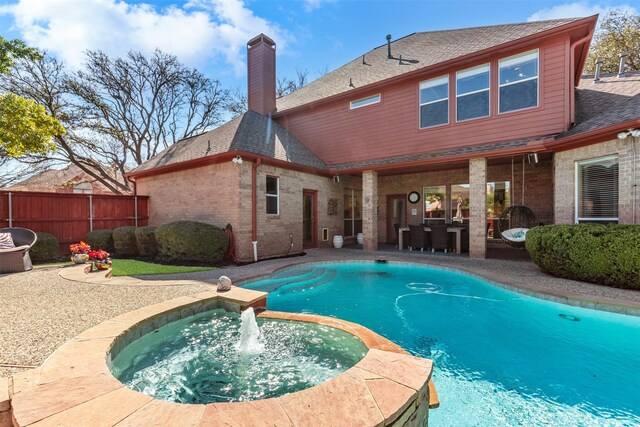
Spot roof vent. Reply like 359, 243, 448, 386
386, 34, 392, 59
618, 52, 628, 78
593, 59, 603, 83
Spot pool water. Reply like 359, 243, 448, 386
243, 262, 640, 426
109, 309, 367, 403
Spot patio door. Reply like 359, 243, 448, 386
386, 194, 407, 243
303, 190, 317, 248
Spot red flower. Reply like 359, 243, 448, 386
88, 250, 110, 261
70, 241, 91, 254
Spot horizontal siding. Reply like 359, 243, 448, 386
278, 37, 570, 166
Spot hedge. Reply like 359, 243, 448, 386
113, 226, 139, 257
30, 232, 59, 262
526, 224, 640, 289
155, 221, 227, 264
85, 229, 114, 253
135, 226, 158, 258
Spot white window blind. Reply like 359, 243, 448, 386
576, 156, 619, 222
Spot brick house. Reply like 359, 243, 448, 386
128, 16, 640, 262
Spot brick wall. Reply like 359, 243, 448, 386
136, 162, 241, 230
555, 138, 639, 224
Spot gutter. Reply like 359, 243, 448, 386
569, 29, 595, 124
543, 118, 640, 151
251, 158, 262, 261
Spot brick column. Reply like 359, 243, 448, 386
469, 158, 487, 259
362, 170, 378, 251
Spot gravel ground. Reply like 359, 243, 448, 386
0, 266, 208, 378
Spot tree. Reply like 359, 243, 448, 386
1, 50, 228, 193
585, 9, 640, 74
0, 94, 63, 156
0, 36, 40, 74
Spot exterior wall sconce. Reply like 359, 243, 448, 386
617, 129, 640, 140
232, 155, 243, 165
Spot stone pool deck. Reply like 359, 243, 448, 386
4, 287, 434, 426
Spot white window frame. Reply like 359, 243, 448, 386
350, 94, 381, 110
266, 176, 279, 216
456, 64, 490, 122
498, 49, 539, 114
419, 75, 449, 129
574, 155, 619, 223
343, 188, 362, 237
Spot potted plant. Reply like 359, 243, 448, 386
69, 241, 91, 264
88, 249, 112, 271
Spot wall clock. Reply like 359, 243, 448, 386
408, 191, 421, 204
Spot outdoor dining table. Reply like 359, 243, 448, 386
398, 225, 464, 254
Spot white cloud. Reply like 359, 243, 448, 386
527, 1, 638, 22
302, 0, 336, 12
0, 0, 290, 74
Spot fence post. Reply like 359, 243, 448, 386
8, 192, 12, 228
89, 195, 93, 232
134, 196, 138, 227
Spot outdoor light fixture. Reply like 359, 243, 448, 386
618, 129, 640, 140
231, 155, 243, 165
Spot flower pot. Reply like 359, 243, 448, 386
93, 259, 112, 271
333, 235, 344, 249
71, 253, 89, 264
356, 233, 364, 245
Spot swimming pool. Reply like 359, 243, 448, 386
242, 261, 640, 426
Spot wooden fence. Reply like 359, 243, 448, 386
0, 191, 149, 253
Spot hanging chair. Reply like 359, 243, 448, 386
497, 205, 538, 248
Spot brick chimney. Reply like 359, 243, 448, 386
247, 34, 276, 115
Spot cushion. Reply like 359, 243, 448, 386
0, 232, 15, 249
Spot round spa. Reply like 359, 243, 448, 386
108, 308, 368, 404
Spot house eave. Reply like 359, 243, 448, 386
544, 118, 640, 152
274, 15, 598, 118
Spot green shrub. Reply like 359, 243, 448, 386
113, 226, 139, 257
135, 226, 158, 258
85, 229, 114, 253
526, 224, 640, 289
30, 232, 59, 262
155, 221, 227, 264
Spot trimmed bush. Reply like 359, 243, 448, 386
135, 226, 158, 258
155, 221, 227, 264
113, 226, 139, 257
30, 232, 59, 262
85, 229, 114, 252
526, 224, 640, 289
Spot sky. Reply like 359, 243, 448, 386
1, 0, 638, 95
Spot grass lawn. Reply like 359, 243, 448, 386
111, 259, 217, 277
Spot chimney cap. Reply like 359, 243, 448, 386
247, 33, 276, 48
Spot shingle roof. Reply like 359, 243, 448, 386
276, 18, 584, 112
132, 111, 327, 173
558, 71, 640, 139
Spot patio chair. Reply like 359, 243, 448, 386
430, 224, 448, 253
0, 227, 37, 274
409, 225, 429, 251
497, 205, 538, 248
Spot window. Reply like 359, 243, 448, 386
423, 185, 446, 222
72, 182, 93, 194
343, 189, 362, 237
266, 176, 279, 215
499, 50, 538, 113
457, 64, 490, 121
487, 181, 510, 238
450, 184, 470, 220
576, 156, 619, 223
419, 76, 449, 128
350, 94, 381, 109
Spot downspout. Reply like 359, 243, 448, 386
251, 158, 262, 262
569, 31, 594, 125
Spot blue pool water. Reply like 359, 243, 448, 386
242, 262, 640, 426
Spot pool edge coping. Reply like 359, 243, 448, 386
6, 287, 435, 427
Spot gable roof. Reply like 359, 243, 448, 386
276, 17, 588, 112
5, 164, 128, 194
132, 110, 327, 173
558, 71, 640, 139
